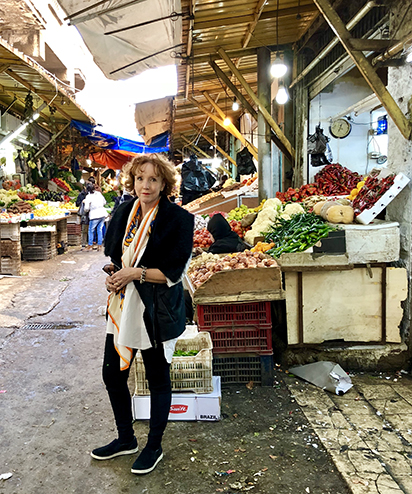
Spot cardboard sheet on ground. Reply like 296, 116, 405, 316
289, 361, 353, 395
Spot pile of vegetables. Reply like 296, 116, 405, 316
244, 199, 305, 245
314, 163, 361, 196
276, 184, 320, 202
229, 219, 245, 238
228, 204, 254, 221
7, 201, 33, 214
264, 213, 336, 258
251, 241, 275, 253
0, 189, 20, 208
193, 228, 213, 248
313, 198, 354, 224
188, 252, 221, 273
51, 177, 71, 192
189, 250, 277, 289
352, 171, 395, 214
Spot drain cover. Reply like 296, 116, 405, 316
21, 322, 82, 330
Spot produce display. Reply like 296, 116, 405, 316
183, 191, 221, 210
352, 171, 395, 214
313, 198, 354, 224
229, 219, 245, 238
50, 178, 71, 192
0, 189, 20, 207
314, 163, 362, 196
37, 190, 65, 202
189, 250, 278, 289
244, 199, 305, 245
251, 241, 275, 253
188, 252, 221, 274
227, 204, 255, 221
2, 179, 21, 191
59, 202, 77, 210
7, 201, 33, 214
17, 184, 41, 200
193, 228, 213, 249
276, 164, 362, 203
32, 204, 67, 218
264, 213, 336, 258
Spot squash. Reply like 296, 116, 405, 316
320, 201, 354, 224
313, 200, 327, 215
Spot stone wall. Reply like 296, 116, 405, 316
386, 0, 412, 354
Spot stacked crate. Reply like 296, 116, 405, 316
21, 230, 57, 260
67, 215, 82, 246
197, 301, 274, 386
0, 223, 21, 275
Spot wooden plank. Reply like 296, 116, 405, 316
313, 0, 412, 140
180, 134, 212, 159
190, 265, 283, 304
209, 60, 258, 120
218, 48, 296, 162
188, 95, 258, 159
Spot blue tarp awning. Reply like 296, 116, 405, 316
71, 120, 169, 153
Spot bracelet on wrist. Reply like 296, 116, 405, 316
140, 266, 147, 284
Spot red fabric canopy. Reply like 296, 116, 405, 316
89, 149, 136, 170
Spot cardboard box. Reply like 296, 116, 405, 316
132, 376, 221, 421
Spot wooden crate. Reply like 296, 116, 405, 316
0, 256, 21, 275
0, 239, 21, 258
185, 264, 283, 305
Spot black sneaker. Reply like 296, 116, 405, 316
91, 437, 138, 460
131, 446, 163, 474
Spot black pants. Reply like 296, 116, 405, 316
102, 334, 172, 449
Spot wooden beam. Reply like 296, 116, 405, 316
349, 39, 399, 52
218, 47, 295, 162
202, 91, 227, 120
0, 63, 11, 73
195, 5, 317, 30
192, 124, 237, 167
188, 95, 258, 160
180, 134, 212, 159
209, 60, 258, 120
5, 68, 73, 122
243, 0, 267, 48
33, 122, 71, 159
313, 0, 412, 140
184, 0, 196, 99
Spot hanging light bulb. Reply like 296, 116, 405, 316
270, 55, 287, 78
275, 80, 289, 105
232, 98, 239, 111
223, 117, 231, 126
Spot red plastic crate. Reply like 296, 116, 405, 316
201, 324, 272, 354
197, 301, 271, 329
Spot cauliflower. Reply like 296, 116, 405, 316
262, 198, 282, 211
283, 203, 304, 216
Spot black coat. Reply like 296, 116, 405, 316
104, 195, 194, 345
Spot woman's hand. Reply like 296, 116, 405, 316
107, 267, 140, 292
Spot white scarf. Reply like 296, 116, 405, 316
106, 199, 159, 370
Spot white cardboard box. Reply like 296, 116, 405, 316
355, 169, 410, 225
132, 376, 221, 422
338, 219, 400, 264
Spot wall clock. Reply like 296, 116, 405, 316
329, 118, 352, 139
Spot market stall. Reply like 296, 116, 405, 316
183, 163, 409, 379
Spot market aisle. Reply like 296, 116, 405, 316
285, 373, 412, 494
1, 248, 350, 494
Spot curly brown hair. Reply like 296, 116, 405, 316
122, 153, 177, 197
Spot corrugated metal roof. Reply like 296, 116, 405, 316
173, 0, 319, 157
0, 36, 94, 132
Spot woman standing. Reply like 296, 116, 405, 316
82, 183, 108, 251
91, 154, 194, 475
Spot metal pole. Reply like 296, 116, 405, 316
257, 47, 272, 201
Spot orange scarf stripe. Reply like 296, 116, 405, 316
130, 199, 160, 266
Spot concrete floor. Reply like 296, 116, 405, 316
0, 247, 411, 494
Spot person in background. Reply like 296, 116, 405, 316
91, 153, 194, 475
82, 183, 108, 251
207, 213, 248, 254
76, 184, 90, 249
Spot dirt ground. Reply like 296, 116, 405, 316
0, 248, 351, 494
